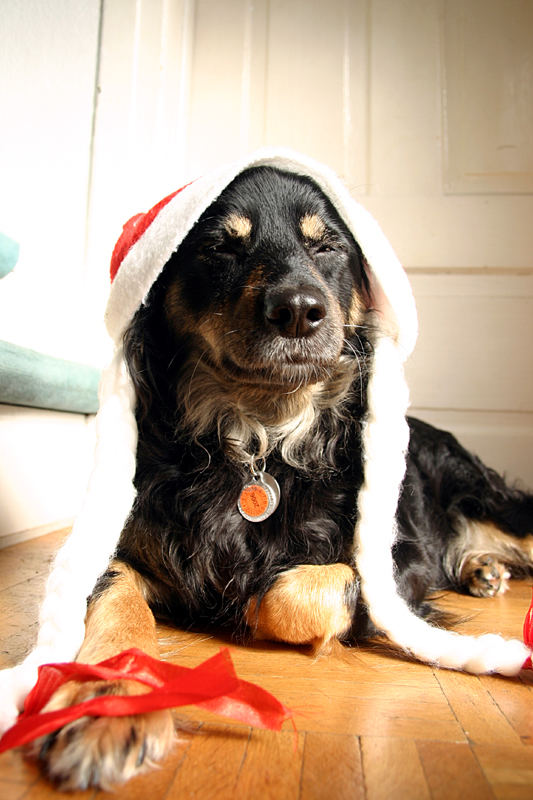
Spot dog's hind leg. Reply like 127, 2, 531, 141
411, 420, 533, 598
29, 560, 175, 791
454, 461, 533, 597
445, 518, 533, 597
441, 465, 533, 597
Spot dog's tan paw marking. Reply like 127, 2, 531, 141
465, 555, 511, 597
246, 563, 356, 650
28, 679, 176, 791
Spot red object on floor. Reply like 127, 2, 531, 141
522, 589, 533, 669
0, 648, 293, 753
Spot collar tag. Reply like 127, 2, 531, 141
237, 471, 280, 522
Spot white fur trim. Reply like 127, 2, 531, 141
355, 337, 531, 675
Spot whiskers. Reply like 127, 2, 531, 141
342, 338, 365, 402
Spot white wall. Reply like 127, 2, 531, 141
0, 1, 102, 542
0, 406, 95, 543
0, 0, 103, 363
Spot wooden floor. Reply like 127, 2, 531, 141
1, 530, 533, 799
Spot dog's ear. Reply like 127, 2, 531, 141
123, 297, 175, 427
360, 254, 403, 342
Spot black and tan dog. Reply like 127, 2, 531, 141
33, 165, 533, 789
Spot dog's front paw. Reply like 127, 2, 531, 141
246, 563, 357, 651
28, 679, 176, 791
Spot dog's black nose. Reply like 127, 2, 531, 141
264, 287, 327, 338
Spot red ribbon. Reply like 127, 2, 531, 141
523, 588, 533, 670
0, 648, 292, 753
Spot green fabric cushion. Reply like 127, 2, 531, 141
0, 339, 100, 414
0, 233, 19, 279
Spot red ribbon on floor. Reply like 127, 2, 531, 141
0, 648, 293, 753
522, 589, 533, 670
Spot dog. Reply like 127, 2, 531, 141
32, 165, 533, 789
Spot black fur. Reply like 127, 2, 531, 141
105, 166, 533, 643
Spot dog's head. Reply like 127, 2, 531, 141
161, 166, 371, 390
125, 166, 377, 463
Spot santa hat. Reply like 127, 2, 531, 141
0, 148, 529, 734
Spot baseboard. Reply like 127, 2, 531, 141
0, 519, 73, 550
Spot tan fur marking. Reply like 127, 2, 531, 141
241, 264, 265, 301
225, 213, 252, 239
246, 563, 355, 651
165, 281, 225, 359
78, 561, 159, 663
300, 213, 326, 241
32, 561, 176, 790
347, 288, 365, 327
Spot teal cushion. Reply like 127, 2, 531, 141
0, 339, 100, 414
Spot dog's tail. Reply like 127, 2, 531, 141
355, 336, 531, 675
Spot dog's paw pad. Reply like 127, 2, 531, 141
465, 556, 510, 597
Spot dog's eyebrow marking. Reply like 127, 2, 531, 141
300, 213, 326, 240
225, 213, 252, 239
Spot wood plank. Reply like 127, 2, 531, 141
434, 670, 523, 746
232, 728, 304, 799
300, 732, 364, 800
416, 741, 495, 800
492, 788, 533, 800
0, 749, 40, 785
481, 674, 533, 743
0, 783, 45, 800
361, 737, 430, 800
165, 723, 250, 799
178, 689, 463, 742
284, 692, 459, 739
21, 777, 95, 799
246, 673, 444, 704
473, 744, 533, 798
0, 578, 42, 668
0, 529, 67, 591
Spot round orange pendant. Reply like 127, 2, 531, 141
237, 472, 280, 522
